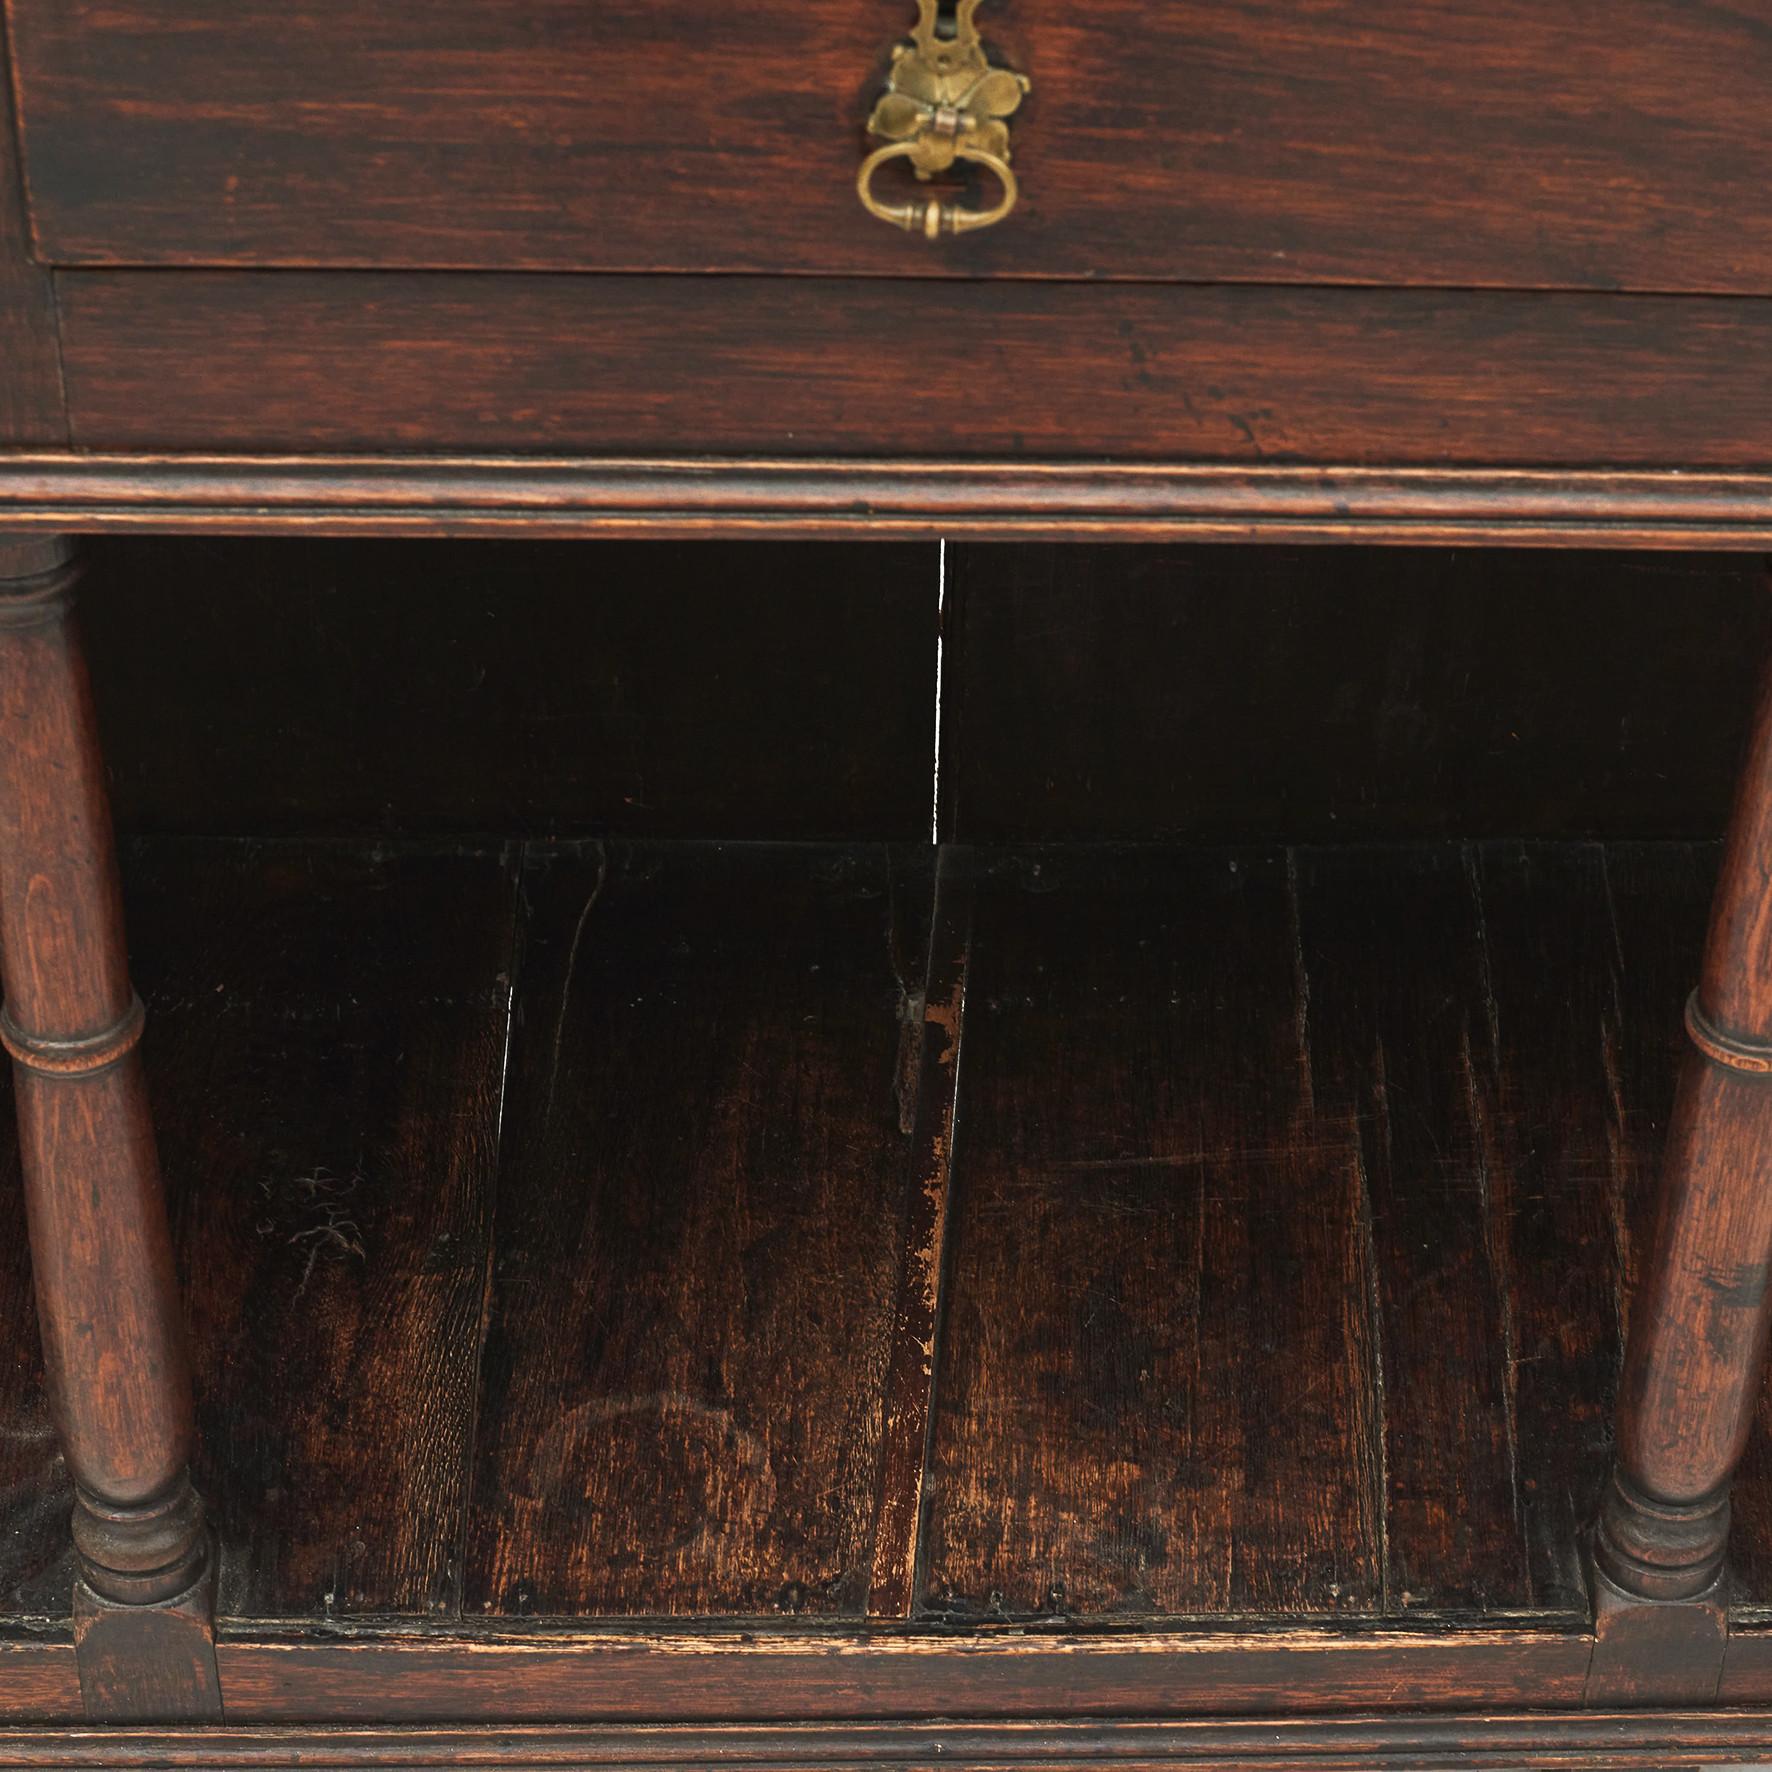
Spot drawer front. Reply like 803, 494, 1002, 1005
10, 0, 1772, 292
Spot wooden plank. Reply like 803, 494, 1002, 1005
464, 843, 930, 1617
1292, 846, 1520, 1614
74, 537, 939, 843
865, 858, 972, 1618
53, 277, 1772, 470
206, 1625, 1592, 1722
0, 12, 63, 444
1460, 843, 1694, 1623
135, 840, 518, 1620
922, 848, 1381, 1618
0, 1637, 79, 1722
44, 1707, 1772, 1771
941, 549, 1772, 845
13, 0, 1772, 298
1720, 1621, 1772, 1701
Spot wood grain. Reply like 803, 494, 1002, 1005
0, 544, 219, 1714
149, 842, 519, 1621
1290, 847, 1520, 1614
12, 0, 1772, 296
31, 1706, 1772, 1769
0, 1635, 78, 1721
0, 838, 521, 1622
464, 843, 928, 1617
866, 857, 971, 1619
0, 838, 517, 1624
10, 457, 1772, 549
0, 12, 63, 444
205, 1625, 1593, 1722
51, 277, 1772, 469
1456, 846, 1634, 1616
1600, 640, 1772, 1614
922, 848, 1383, 1618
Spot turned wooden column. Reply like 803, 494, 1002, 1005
1591, 627, 1772, 1702
0, 536, 219, 1720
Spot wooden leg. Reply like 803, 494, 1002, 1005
0, 536, 220, 1721
1589, 638, 1772, 1703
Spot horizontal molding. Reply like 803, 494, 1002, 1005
5, 456, 1772, 546
6, 1712, 1772, 1769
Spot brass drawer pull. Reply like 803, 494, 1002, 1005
858, 0, 1029, 239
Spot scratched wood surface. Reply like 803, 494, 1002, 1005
920, 841, 1728, 1620
921, 846, 1385, 1618
0, 840, 519, 1620
463, 842, 933, 1617
9, 835, 1772, 1626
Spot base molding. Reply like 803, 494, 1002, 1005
7, 1712, 1772, 1770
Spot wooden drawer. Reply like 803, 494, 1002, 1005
9, 0, 1772, 291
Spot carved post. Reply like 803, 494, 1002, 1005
1591, 633, 1772, 1703
0, 536, 219, 1720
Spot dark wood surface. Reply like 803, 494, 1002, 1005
922, 846, 1384, 1619
13, 0, 1772, 297
51, 277, 1772, 469
0, 543, 218, 1716
63, 540, 1768, 849
0, 19, 64, 447
17, 1710, 1772, 1769
940, 547, 1772, 845
75, 538, 938, 842
1, 841, 521, 1623
4, 833, 1760, 1639
864, 855, 972, 1619
1593, 652, 1772, 1686
463, 842, 930, 1617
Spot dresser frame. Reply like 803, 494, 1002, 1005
12, 2, 1772, 1759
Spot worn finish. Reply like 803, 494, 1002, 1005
1294, 846, 1522, 1616
0, 828, 1754, 1730
0, 1637, 78, 1723
465, 843, 929, 1617
0, 841, 519, 1623
923, 848, 1383, 1618
0, 539, 217, 1718
160, 843, 515, 1620
207, 1626, 1594, 1722
1600, 645, 1772, 1656
13, 0, 1772, 296
866, 858, 972, 1619
33, 1709, 1772, 1770
48, 277, 1772, 470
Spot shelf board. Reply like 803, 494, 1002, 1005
3, 835, 1760, 1659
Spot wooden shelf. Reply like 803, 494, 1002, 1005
10, 833, 1772, 1720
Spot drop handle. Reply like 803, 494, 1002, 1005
857, 0, 1030, 239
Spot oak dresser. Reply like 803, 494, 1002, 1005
5, 1, 1772, 1766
